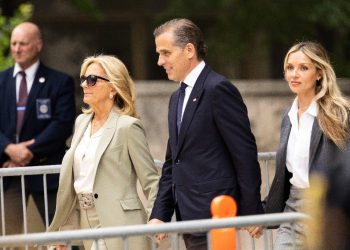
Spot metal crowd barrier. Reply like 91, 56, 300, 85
0, 153, 278, 249
0, 212, 308, 249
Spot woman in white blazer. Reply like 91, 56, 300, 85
48, 55, 160, 250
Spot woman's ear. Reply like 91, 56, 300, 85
110, 87, 118, 95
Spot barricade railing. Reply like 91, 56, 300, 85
0, 212, 308, 249
0, 153, 277, 249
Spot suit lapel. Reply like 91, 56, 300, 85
23, 63, 47, 127
94, 108, 119, 170
176, 65, 210, 156
309, 118, 322, 168
278, 116, 292, 171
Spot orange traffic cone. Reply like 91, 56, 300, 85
210, 195, 237, 250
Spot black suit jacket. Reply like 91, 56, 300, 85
265, 107, 350, 214
0, 62, 75, 192
150, 65, 264, 224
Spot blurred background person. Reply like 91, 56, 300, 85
48, 55, 159, 250
0, 22, 75, 234
304, 169, 350, 250
263, 42, 349, 249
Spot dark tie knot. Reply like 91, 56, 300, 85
180, 82, 187, 91
19, 71, 26, 77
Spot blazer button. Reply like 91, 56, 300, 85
175, 159, 180, 164
94, 193, 98, 199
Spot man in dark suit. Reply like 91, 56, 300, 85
148, 18, 264, 249
0, 22, 75, 234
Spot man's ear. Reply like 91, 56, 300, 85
185, 43, 195, 59
36, 39, 43, 53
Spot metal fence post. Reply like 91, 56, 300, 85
206, 231, 212, 250
21, 175, 28, 250
95, 239, 99, 250
251, 237, 255, 250
178, 234, 184, 250
151, 235, 157, 250
43, 173, 49, 230
263, 228, 269, 250
236, 229, 241, 250
123, 237, 128, 250
264, 157, 274, 250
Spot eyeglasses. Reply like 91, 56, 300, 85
80, 75, 110, 87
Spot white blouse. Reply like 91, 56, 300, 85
73, 121, 103, 194
286, 98, 317, 188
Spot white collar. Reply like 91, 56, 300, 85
289, 97, 318, 118
181, 61, 206, 88
13, 60, 40, 80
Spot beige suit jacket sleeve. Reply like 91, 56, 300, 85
126, 119, 160, 218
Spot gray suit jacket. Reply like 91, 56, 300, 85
265, 107, 349, 214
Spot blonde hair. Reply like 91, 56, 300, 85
80, 55, 140, 119
284, 42, 349, 148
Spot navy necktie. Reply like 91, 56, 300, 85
17, 71, 28, 139
177, 82, 187, 135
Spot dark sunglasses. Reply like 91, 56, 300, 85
80, 75, 110, 87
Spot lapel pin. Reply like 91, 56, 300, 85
193, 98, 197, 102
39, 77, 45, 83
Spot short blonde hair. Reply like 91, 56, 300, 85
80, 55, 140, 119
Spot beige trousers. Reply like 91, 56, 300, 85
80, 205, 108, 250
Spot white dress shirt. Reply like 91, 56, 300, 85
286, 98, 317, 188
180, 61, 206, 121
13, 60, 40, 102
73, 121, 103, 194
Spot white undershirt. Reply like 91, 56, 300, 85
179, 61, 206, 120
286, 98, 317, 188
73, 121, 103, 194
13, 60, 40, 102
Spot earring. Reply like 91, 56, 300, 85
109, 94, 113, 99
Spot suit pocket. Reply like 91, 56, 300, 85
104, 144, 123, 155
197, 177, 235, 194
120, 198, 142, 210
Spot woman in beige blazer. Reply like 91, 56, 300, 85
47, 55, 160, 250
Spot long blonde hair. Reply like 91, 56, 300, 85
284, 42, 349, 148
80, 55, 140, 119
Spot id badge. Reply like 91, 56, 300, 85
36, 98, 51, 119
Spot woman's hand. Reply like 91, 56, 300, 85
148, 218, 169, 244
246, 226, 263, 238
55, 245, 68, 250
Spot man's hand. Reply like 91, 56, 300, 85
246, 226, 263, 238
148, 218, 168, 244
2, 160, 21, 168
4, 139, 35, 166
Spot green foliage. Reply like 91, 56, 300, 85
68, 0, 102, 20
0, 3, 34, 71
155, 0, 350, 77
